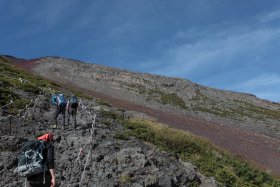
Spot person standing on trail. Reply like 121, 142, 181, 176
27, 132, 56, 187
51, 93, 66, 129
66, 95, 79, 128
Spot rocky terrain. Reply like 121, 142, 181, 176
2, 55, 280, 186
0, 93, 217, 187
10, 56, 280, 175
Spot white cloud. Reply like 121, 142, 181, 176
231, 74, 280, 89
256, 92, 280, 102
138, 15, 280, 102
148, 26, 280, 78
199, 71, 280, 102
235, 74, 280, 102
259, 9, 280, 23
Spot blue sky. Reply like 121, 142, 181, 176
1, 0, 280, 102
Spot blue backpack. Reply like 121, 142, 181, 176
51, 95, 57, 105
70, 96, 78, 108
57, 94, 66, 107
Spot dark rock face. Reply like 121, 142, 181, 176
0, 96, 217, 187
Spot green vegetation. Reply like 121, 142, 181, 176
114, 131, 130, 140
119, 174, 133, 183
100, 109, 118, 126
147, 89, 186, 109
0, 56, 94, 115
97, 100, 112, 107
190, 90, 280, 121
127, 83, 146, 93
76, 92, 92, 100
232, 99, 280, 120
0, 58, 62, 113
114, 117, 280, 186
190, 89, 208, 102
193, 101, 280, 121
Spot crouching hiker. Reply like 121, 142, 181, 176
14, 132, 56, 187
67, 95, 79, 128
52, 93, 66, 130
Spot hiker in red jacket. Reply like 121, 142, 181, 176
27, 132, 56, 187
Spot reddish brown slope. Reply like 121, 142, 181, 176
12, 58, 39, 71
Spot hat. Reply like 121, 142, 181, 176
37, 132, 54, 142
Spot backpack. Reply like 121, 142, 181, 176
56, 94, 66, 107
51, 95, 57, 105
14, 140, 47, 177
70, 96, 78, 108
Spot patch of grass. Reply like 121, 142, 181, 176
114, 131, 130, 140
1, 62, 47, 88
116, 108, 125, 112
0, 61, 59, 93
97, 100, 112, 107
101, 109, 118, 120
0, 87, 19, 106
119, 174, 133, 183
233, 100, 280, 120
118, 118, 280, 187
0, 58, 95, 115
161, 92, 187, 108
74, 91, 92, 100
190, 93, 280, 121
18, 82, 42, 95
190, 89, 208, 102
9, 98, 30, 114
0, 59, 63, 112
148, 89, 186, 109
127, 83, 146, 93
100, 109, 117, 126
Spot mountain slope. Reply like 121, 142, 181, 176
8, 56, 280, 177
18, 56, 280, 138
1, 56, 217, 186
1, 55, 280, 186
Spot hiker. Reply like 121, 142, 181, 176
52, 93, 66, 129
66, 95, 79, 128
27, 132, 56, 187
